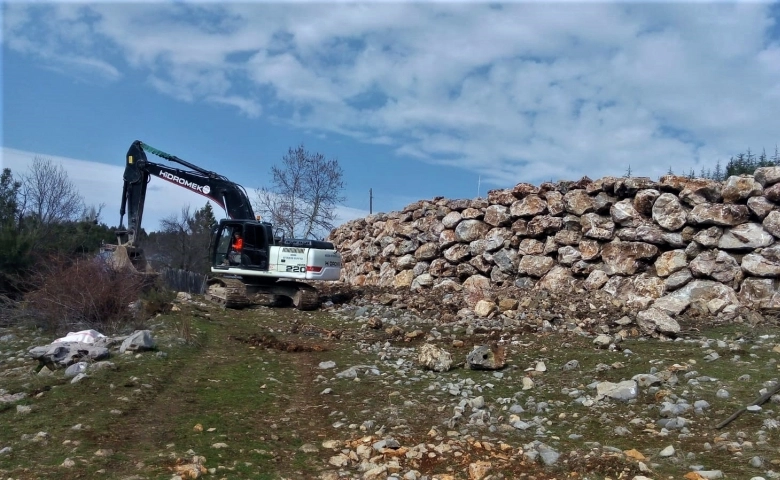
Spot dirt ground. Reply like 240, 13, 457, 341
1, 293, 779, 480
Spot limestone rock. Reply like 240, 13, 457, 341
466, 345, 506, 370
652, 193, 687, 231
417, 343, 453, 372
484, 205, 511, 227
542, 190, 565, 216
442, 211, 462, 229
393, 270, 414, 288
414, 242, 439, 261
741, 253, 780, 277
537, 265, 574, 291
634, 189, 660, 216
581, 213, 615, 240
585, 270, 609, 290
444, 244, 470, 263
510, 195, 547, 217
652, 280, 739, 316
718, 223, 773, 250
492, 248, 518, 273
611, 199, 642, 227
614, 177, 657, 197
463, 275, 492, 307
518, 255, 554, 277
120, 330, 155, 353
527, 215, 563, 237
763, 211, 780, 238
557, 246, 581, 266
693, 226, 723, 247
563, 189, 595, 215
518, 238, 545, 255
474, 299, 498, 317
596, 380, 639, 401
655, 250, 688, 277
747, 196, 775, 219
679, 178, 722, 205
722, 175, 762, 203
658, 174, 691, 192
754, 166, 780, 187
601, 241, 659, 275
511, 182, 539, 199
636, 308, 680, 336
455, 220, 490, 243
689, 250, 742, 285
579, 239, 601, 260
487, 188, 517, 206
688, 203, 749, 226
664, 269, 693, 291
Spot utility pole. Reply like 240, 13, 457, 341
369, 188, 373, 214
477, 175, 481, 198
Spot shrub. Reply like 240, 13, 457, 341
22, 253, 150, 334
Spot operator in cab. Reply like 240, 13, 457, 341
229, 231, 244, 265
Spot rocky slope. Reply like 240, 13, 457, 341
328, 169, 780, 337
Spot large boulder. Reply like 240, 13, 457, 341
637, 308, 680, 337
652, 280, 739, 316
563, 189, 595, 215
611, 199, 642, 227
717, 223, 774, 250
510, 195, 548, 217
518, 255, 555, 277
679, 178, 722, 206
455, 219, 490, 242
601, 241, 659, 275
652, 193, 687, 231
484, 205, 511, 227
689, 250, 742, 286
754, 166, 780, 187
747, 196, 775, 219
581, 213, 615, 240
721, 175, 762, 203
688, 204, 749, 226
654, 250, 688, 277
634, 189, 660, 216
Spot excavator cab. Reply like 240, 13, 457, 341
211, 220, 271, 271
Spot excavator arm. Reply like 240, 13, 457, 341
118, 140, 256, 246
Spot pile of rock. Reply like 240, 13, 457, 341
329, 168, 780, 330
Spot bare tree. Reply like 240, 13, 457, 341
20, 156, 84, 224
253, 145, 345, 239
148, 203, 215, 274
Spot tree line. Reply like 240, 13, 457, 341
627, 146, 780, 181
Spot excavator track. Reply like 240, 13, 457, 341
205, 278, 251, 308
205, 277, 321, 311
290, 284, 320, 311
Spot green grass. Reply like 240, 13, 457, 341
1, 302, 778, 479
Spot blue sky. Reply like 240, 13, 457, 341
2, 1, 780, 232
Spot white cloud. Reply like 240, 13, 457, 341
1, 147, 367, 233
4, 2, 780, 186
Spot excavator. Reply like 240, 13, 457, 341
105, 140, 343, 310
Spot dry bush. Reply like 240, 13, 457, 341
22, 254, 150, 334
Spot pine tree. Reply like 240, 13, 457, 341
713, 160, 723, 181
624, 165, 632, 178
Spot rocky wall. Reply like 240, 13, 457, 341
327, 168, 780, 329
